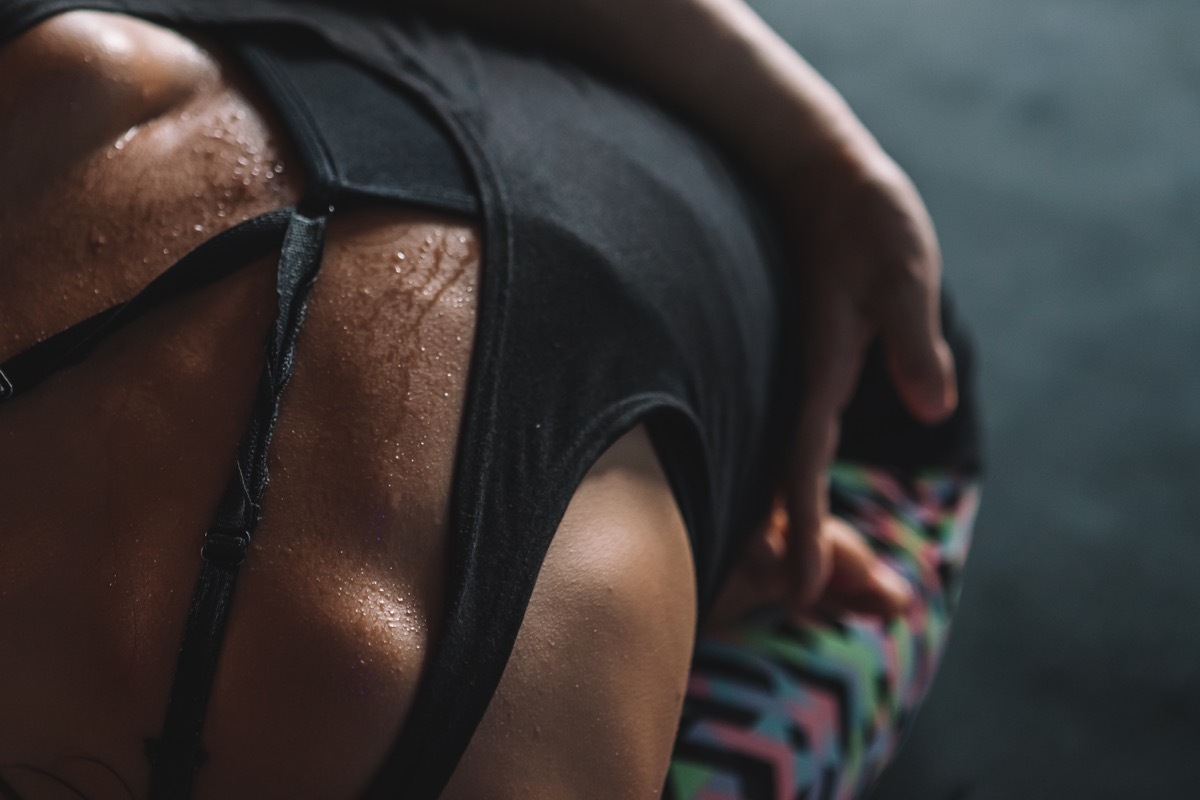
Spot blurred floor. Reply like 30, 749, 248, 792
748, 0, 1200, 797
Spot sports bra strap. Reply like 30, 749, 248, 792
0, 203, 327, 797
0, 209, 294, 404
144, 208, 329, 799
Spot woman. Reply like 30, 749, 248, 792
0, 2, 979, 797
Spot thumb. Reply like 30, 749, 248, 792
880, 279, 957, 424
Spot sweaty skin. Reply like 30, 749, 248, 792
0, 13, 696, 798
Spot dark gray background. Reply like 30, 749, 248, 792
748, 1, 1200, 797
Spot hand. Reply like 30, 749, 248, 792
706, 497, 913, 631
781, 146, 957, 613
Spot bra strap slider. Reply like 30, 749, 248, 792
201, 530, 250, 567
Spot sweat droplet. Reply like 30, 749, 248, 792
113, 126, 140, 152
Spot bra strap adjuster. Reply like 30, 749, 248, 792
200, 529, 250, 567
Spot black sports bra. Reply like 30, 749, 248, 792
1, 3, 804, 797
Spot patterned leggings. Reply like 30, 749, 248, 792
668, 463, 980, 800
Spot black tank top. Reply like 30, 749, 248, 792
0, 2, 802, 796
0, 1, 985, 794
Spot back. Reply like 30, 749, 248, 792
0, 13, 474, 796
0, 6, 798, 797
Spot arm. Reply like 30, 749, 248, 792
426, 0, 873, 178
417, 0, 959, 613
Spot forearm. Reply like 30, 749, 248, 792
417, 0, 881, 187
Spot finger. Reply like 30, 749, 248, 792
704, 501, 791, 631
742, 497, 788, 576
784, 423, 831, 611
820, 517, 913, 618
786, 519, 832, 613
789, 300, 867, 506
877, 267, 958, 424
787, 297, 869, 609
792, 294, 870, 498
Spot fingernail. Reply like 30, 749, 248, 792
934, 343, 958, 414
915, 382, 955, 425
871, 564, 913, 613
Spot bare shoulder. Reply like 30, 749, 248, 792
443, 425, 698, 799
0, 10, 291, 354
0, 10, 219, 163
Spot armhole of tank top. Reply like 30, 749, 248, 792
367, 387, 714, 798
